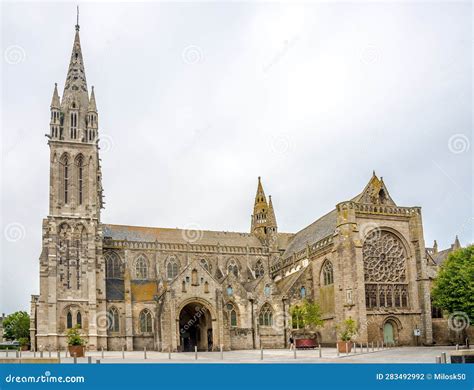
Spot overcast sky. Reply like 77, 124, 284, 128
1, 1, 472, 313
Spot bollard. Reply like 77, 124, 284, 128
360, 343, 363, 354
336, 343, 340, 357
435, 356, 441, 364
377, 341, 379, 351
441, 352, 447, 364
73, 352, 77, 364
195, 346, 198, 360
354, 343, 357, 354
49, 349, 52, 358
260, 347, 263, 361
88, 356, 92, 364
40, 350, 44, 358
144, 347, 147, 360
101, 347, 104, 359
96, 359, 101, 364
366, 342, 369, 353
456, 344, 459, 351
6, 348, 8, 358
319, 344, 322, 358
122, 346, 125, 359
57, 351, 60, 362
372, 342, 374, 352
16, 350, 19, 358
293, 347, 297, 359
168, 347, 171, 360
346, 342, 349, 356
381, 341, 384, 349
220, 345, 223, 360
19, 349, 22, 358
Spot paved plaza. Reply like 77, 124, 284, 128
1, 346, 460, 364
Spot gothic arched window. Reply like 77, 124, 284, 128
135, 256, 148, 280
108, 307, 120, 332
255, 259, 264, 278
363, 230, 408, 310
167, 258, 179, 279
70, 111, 77, 139
321, 261, 334, 286
259, 303, 273, 326
60, 154, 70, 204
75, 154, 85, 205
105, 252, 123, 279
226, 304, 238, 327
139, 310, 152, 333
227, 259, 239, 277
66, 311, 73, 329
76, 311, 82, 328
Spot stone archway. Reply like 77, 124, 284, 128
178, 302, 213, 352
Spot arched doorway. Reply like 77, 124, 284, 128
178, 302, 213, 352
383, 322, 394, 344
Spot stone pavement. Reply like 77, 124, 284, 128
2, 346, 459, 364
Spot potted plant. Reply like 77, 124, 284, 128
337, 318, 357, 353
18, 337, 30, 351
66, 325, 86, 357
290, 300, 323, 349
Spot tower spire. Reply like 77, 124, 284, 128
250, 177, 268, 238
61, 18, 89, 126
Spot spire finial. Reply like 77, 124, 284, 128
75, 5, 80, 31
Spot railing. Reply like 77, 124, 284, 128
103, 239, 268, 255
336, 201, 421, 216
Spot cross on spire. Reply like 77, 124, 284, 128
75, 5, 80, 31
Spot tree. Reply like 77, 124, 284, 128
432, 245, 474, 320
290, 300, 323, 338
337, 318, 357, 342
3, 311, 30, 341
66, 325, 86, 346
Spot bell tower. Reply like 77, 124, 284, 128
33, 16, 107, 351
250, 177, 278, 250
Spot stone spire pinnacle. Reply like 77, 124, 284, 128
267, 195, 277, 228
50, 83, 60, 108
61, 24, 89, 112
88, 86, 97, 112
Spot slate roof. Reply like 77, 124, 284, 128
430, 248, 453, 265
275, 268, 306, 293
281, 209, 337, 260
103, 223, 294, 250
103, 224, 263, 247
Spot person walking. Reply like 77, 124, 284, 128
289, 336, 295, 351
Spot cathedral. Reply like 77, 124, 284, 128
31, 22, 443, 352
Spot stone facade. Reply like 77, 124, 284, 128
31, 23, 442, 352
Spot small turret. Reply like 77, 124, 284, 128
433, 240, 438, 254
86, 86, 98, 142
50, 83, 61, 139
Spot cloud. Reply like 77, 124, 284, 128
1, 2, 471, 313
